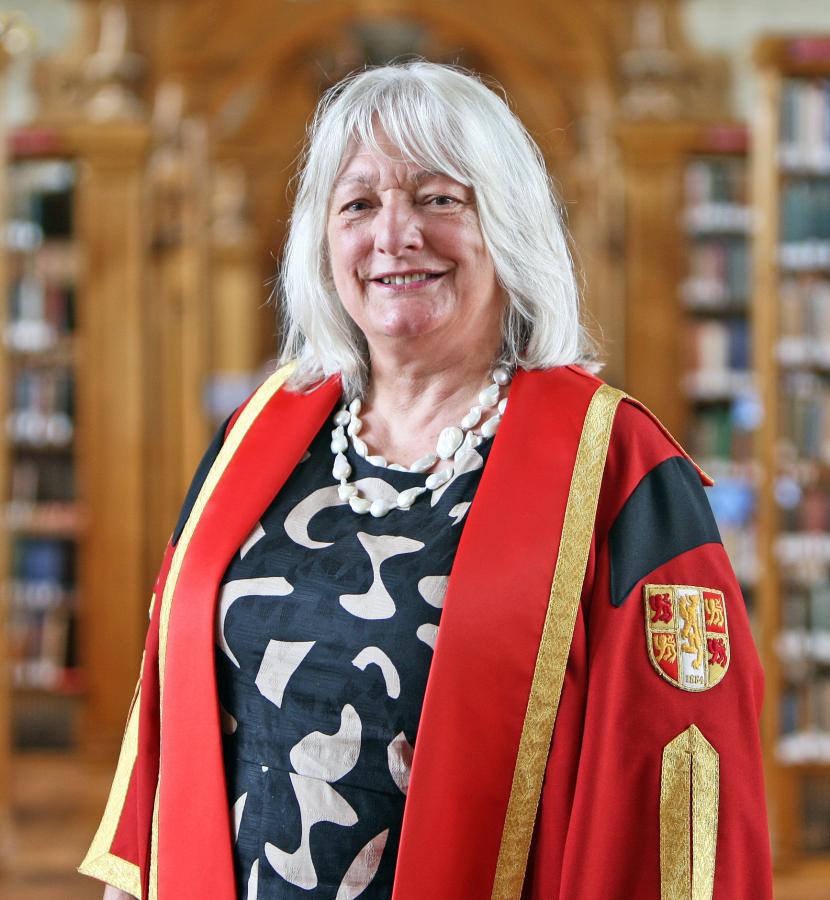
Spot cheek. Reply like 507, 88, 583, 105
327, 225, 363, 281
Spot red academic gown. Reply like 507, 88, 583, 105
79, 365, 772, 899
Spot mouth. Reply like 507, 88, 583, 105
371, 270, 446, 289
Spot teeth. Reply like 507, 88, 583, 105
380, 272, 433, 285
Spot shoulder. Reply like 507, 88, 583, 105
171, 364, 299, 544
593, 387, 721, 608
525, 365, 711, 488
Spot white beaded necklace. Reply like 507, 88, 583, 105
331, 366, 512, 517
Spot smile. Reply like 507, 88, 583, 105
374, 271, 443, 286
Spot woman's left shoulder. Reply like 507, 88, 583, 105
606, 388, 712, 489
535, 365, 711, 486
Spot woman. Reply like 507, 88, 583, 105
82, 62, 771, 899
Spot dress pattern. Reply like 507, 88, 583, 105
216, 415, 492, 898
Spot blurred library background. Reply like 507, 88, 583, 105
0, 0, 830, 897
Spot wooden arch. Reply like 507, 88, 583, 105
153, 1, 618, 264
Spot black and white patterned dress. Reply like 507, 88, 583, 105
215, 413, 492, 899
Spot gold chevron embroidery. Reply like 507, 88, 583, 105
660, 724, 720, 900
151, 362, 296, 898
491, 384, 625, 899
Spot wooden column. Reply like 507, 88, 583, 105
68, 122, 151, 757
0, 47, 12, 867
144, 114, 212, 560
617, 122, 694, 436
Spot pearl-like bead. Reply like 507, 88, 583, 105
330, 431, 348, 453
481, 414, 501, 438
425, 469, 452, 490
349, 496, 371, 514
410, 453, 438, 473
397, 486, 426, 508
347, 416, 362, 437
388, 464, 408, 472
437, 426, 463, 460
479, 383, 500, 408
332, 452, 351, 480
460, 406, 482, 430
334, 409, 351, 427
493, 366, 510, 385
498, 397, 508, 415
366, 455, 387, 467
349, 398, 362, 415
370, 498, 395, 517
338, 483, 358, 500
352, 436, 368, 457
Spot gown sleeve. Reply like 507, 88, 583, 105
528, 397, 772, 899
78, 412, 236, 896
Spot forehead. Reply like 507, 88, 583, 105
332, 136, 449, 190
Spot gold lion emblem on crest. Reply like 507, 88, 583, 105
643, 584, 730, 691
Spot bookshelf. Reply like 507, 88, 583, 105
1, 149, 83, 751
618, 122, 759, 614
753, 35, 830, 865
0, 120, 152, 812
679, 126, 759, 620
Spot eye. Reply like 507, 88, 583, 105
425, 194, 459, 207
341, 199, 371, 214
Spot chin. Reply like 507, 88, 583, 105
370, 296, 449, 338
373, 310, 444, 339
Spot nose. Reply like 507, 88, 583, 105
372, 194, 423, 256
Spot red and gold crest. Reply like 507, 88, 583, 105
643, 584, 729, 691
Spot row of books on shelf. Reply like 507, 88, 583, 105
779, 680, 830, 764
681, 239, 749, 309
781, 581, 830, 631
9, 455, 74, 503
687, 400, 758, 461
778, 729, 830, 765
779, 180, 830, 269
684, 203, 751, 236
5, 279, 75, 353
9, 536, 75, 587
776, 534, 830, 581
7, 160, 74, 238
6, 529, 79, 691
6, 410, 73, 448
778, 277, 830, 365
777, 373, 830, 463
685, 317, 750, 375
5, 578, 76, 613
778, 629, 830, 669
779, 78, 830, 174
6, 367, 74, 447
7, 603, 79, 692
718, 523, 757, 587
685, 158, 748, 206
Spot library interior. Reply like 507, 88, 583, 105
2, 0, 830, 897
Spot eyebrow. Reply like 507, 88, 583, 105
331, 170, 438, 191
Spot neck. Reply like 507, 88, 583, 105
354, 343, 506, 467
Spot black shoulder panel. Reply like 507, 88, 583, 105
608, 456, 721, 607
172, 412, 234, 546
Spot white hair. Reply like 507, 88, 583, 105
277, 61, 598, 396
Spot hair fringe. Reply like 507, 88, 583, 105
274, 61, 601, 397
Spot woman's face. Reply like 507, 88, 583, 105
326, 131, 504, 358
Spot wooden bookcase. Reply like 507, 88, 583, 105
2, 138, 83, 751
678, 126, 759, 625
753, 35, 830, 866
619, 123, 757, 603
0, 120, 153, 867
